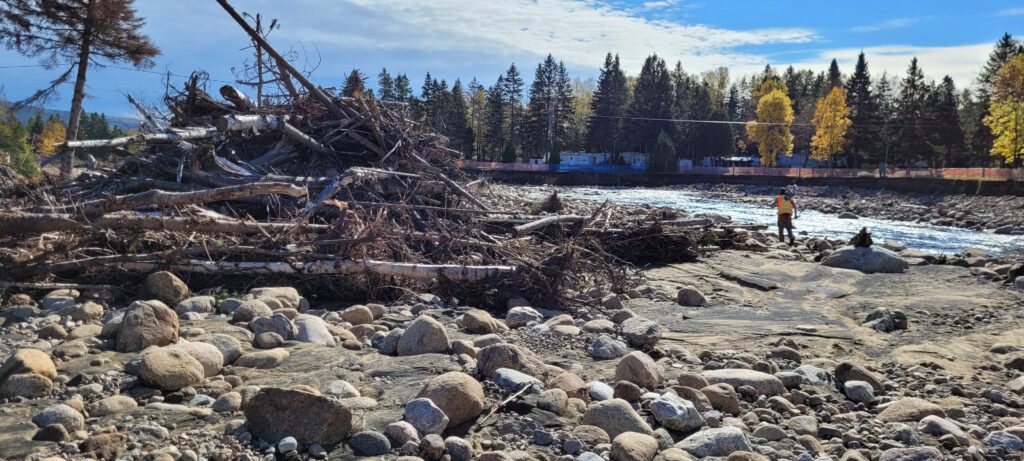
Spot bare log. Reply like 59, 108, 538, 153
0, 212, 329, 236
280, 121, 334, 154
63, 127, 218, 148
219, 85, 255, 110
514, 215, 588, 236
54, 182, 307, 217
0, 281, 117, 291
214, 114, 282, 132
119, 259, 518, 281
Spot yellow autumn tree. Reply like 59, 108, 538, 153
746, 88, 794, 166
34, 117, 67, 157
810, 87, 852, 164
984, 55, 1024, 165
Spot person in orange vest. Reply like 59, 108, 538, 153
773, 188, 797, 245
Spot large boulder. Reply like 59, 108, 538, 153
460, 309, 507, 334
245, 387, 353, 446
397, 316, 451, 356
835, 362, 885, 394
404, 398, 449, 435
174, 296, 216, 315
0, 348, 57, 382
650, 393, 703, 432
476, 343, 548, 379
194, 333, 243, 365
614, 351, 664, 389
621, 317, 663, 347
144, 271, 190, 304
0, 373, 52, 398
506, 306, 543, 328
116, 300, 179, 353
822, 246, 909, 274
702, 369, 786, 396
248, 287, 306, 311
674, 427, 752, 458
611, 432, 659, 461
169, 341, 223, 377
878, 447, 943, 461
32, 404, 85, 432
250, 313, 297, 340
416, 372, 485, 428
581, 399, 654, 439
137, 348, 205, 390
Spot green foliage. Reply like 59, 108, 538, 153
501, 143, 516, 163
547, 148, 561, 164
649, 131, 676, 172
0, 111, 38, 176
586, 53, 628, 155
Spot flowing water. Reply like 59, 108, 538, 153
559, 187, 1024, 256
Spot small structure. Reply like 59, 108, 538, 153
559, 152, 610, 166
677, 159, 693, 170
621, 152, 649, 169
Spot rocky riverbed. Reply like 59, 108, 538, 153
2, 189, 1024, 461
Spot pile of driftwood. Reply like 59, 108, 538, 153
0, 0, 709, 307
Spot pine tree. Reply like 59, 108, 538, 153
467, 78, 487, 159
393, 74, 412, 102
527, 55, 573, 156
649, 131, 676, 172
826, 59, 843, 90
746, 88, 794, 166
0, 0, 159, 174
895, 58, 930, 166
810, 87, 852, 165
925, 76, 965, 166
0, 111, 36, 175
626, 54, 673, 153
27, 113, 44, 137
484, 76, 507, 161
874, 72, 898, 166
502, 64, 525, 159
377, 68, 395, 101
844, 52, 879, 163
586, 53, 628, 156
567, 78, 594, 153
447, 79, 473, 154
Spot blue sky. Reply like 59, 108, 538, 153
1, 0, 1022, 117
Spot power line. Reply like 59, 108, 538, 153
0, 62, 237, 84
588, 114, 963, 129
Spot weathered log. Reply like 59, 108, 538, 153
119, 259, 518, 281
219, 85, 255, 110
280, 121, 334, 154
63, 127, 218, 148
514, 215, 588, 236
0, 281, 117, 291
214, 114, 282, 132
0, 212, 329, 236
45, 182, 306, 217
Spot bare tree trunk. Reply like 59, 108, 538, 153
63, 0, 97, 176
0, 212, 327, 236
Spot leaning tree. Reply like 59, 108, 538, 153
0, 0, 159, 175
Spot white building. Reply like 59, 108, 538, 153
620, 152, 649, 169
560, 152, 610, 166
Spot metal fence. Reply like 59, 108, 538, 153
461, 161, 1024, 181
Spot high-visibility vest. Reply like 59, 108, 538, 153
777, 196, 794, 215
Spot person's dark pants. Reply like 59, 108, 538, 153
777, 213, 795, 244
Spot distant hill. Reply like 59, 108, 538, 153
9, 105, 140, 132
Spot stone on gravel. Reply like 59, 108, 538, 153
588, 335, 627, 359
611, 432, 659, 461
621, 317, 663, 347
137, 347, 205, 390
341, 305, 374, 325
702, 369, 786, 396
822, 246, 909, 274
676, 287, 707, 307
295, 314, 336, 346
212, 392, 242, 412
404, 397, 449, 435
386, 421, 420, 446
170, 341, 224, 377
701, 384, 740, 414
60, 301, 104, 321
0, 348, 57, 381
674, 427, 752, 458
844, 380, 875, 403
350, 431, 392, 456
493, 368, 543, 393
145, 271, 190, 304
254, 332, 284, 349
984, 431, 1023, 451
397, 316, 450, 356
460, 309, 507, 334
588, 381, 615, 401
650, 392, 702, 432
175, 296, 216, 315
234, 348, 289, 369
538, 388, 568, 415
582, 398, 654, 438
877, 447, 942, 461
506, 306, 543, 328
615, 351, 664, 389
231, 300, 273, 322
835, 362, 885, 394
476, 343, 548, 379
32, 404, 84, 432
445, 436, 473, 461
90, 395, 138, 416
250, 313, 297, 340
416, 371, 485, 428
0, 373, 52, 398
116, 300, 179, 352
245, 387, 353, 446
676, 372, 710, 389
917, 415, 969, 446
249, 287, 306, 311
194, 333, 242, 365
877, 397, 945, 422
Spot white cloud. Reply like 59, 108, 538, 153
642, 0, 677, 10
850, 18, 920, 33
784, 43, 992, 87
276, 0, 817, 75
999, 7, 1024, 16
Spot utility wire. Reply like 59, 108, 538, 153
0, 62, 237, 84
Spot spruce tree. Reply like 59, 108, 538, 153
527, 55, 574, 156
970, 33, 1024, 159
342, 69, 368, 98
377, 68, 395, 101
393, 74, 412, 102
626, 54, 673, 153
895, 58, 930, 166
502, 64, 525, 159
447, 79, 473, 154
874, 72, 898, 166
844, 52, 879, 163
925, 76, 965, 167
484, 76, 507, 161
826, 59, 843, 90
649, 131, 676, 172
586, 53, 628, 157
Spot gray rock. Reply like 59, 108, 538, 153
792, 364, 830, 386
601, 294, 624, 310
250, 313, 297, 340
581, 398, 654, 439
117, 300, 179, 353
492, 368, 542, 393
588, 335, 627, 360
984, 431, 1023, 451
254, 332, 284, 349
676, 287, 707, 307
212, 392, 242, 413
349, 431, 391, 456
175, 296, 216, 315
380, 328, 404, 356
621, 317, 662, 347
40, 296, 76, 311
244, 387, 353, 446
674, 426, 751, 458
822, 246, 909, 274
445, 436, 473, 461
385, 421, 419, 446
505, 306, 543, 328
31, 404, 84, 432
878, 447, 943, 461
194, 333, 243, 365
844, 380, 875, 403
397, 316, 450, 356
649, 393, 702, 432
326, 380, 360, 398
702, 369, 786, 396
278, 436, 299, 453
917, 415, 969, 446
404, 398, 449, 435
294, 314, 336, 346
588, 381, 614, 401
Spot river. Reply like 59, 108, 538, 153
557, 186, 1024, 256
